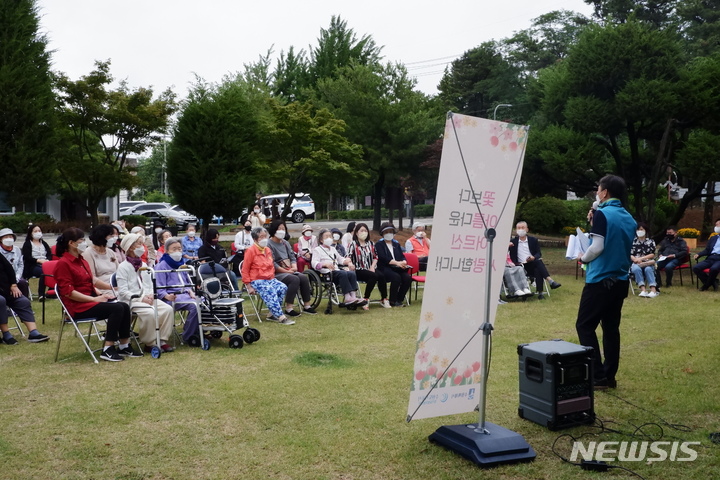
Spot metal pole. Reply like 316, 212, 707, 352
475, 227, 495, 433
493, 104, 512, 121
163, 139, 168, 196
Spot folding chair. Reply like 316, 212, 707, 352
109, 273, 143, 352
658, 246, 694, 286
53, 293, 108, 364
235, 261, 262, 322
40, 260, 60, 325
404, 253, 425, 304
6, 308, 26, 338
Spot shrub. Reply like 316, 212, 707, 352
413, 204, 435, 217
516, 196, 570, 235
121, 214, 150, 229
0, 212, 56, 233
561, 226, 585, 236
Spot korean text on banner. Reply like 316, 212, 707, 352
407, 113, 528, 421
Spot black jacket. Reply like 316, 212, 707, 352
509, 236, 542, 265
375, 239, 406, 270
0, 252, 18, 297
21, 240, 52, 278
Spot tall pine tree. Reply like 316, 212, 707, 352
0, 0, 57, 207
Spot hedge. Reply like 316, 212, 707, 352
327, 205, 434, 220
0, 212, 56, 233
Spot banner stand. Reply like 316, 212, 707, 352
428, 228, 536, 467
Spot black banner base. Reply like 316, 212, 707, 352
429, 422, 536, 467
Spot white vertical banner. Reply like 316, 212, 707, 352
407, 113, 528, 421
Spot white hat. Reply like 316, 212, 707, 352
0, 228, 16, 240
120, 233, 141, 253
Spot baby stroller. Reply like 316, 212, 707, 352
192, 261, 260, 350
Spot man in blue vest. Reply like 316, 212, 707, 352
577, 175, 636, 389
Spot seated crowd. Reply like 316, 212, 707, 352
0, 219, 431, 358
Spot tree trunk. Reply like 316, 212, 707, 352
372, 169, 385, 232
702, 180, 715, 241
647, 119, 677, 232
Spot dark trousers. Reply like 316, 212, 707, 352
576, 279, 629, 382
0, 293, 35, 325
524, 259, 550, 292
29, 264, 45, 297
276, 272, 311, 304
330, 269, 358, 294
74, 302, 131, 343
693, 255, 720, 287
381, 266, 412, 303
355, 268, 388, 299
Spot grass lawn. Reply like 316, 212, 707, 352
1, 246, 718, 479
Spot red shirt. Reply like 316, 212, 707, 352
55, 252, 99, 316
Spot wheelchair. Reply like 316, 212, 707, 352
303, 268, 364, 315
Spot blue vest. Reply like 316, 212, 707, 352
586, 199, 636, 284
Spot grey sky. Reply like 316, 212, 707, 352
36, 0, 593, 97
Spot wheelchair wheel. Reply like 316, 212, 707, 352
249, 328, 261, 342
242, 329, 255, 345
188, 335, 201, 348
150, 345, 162, 359
328, 282, 340, 306
202, 338, 211, 350
304, 269, 324, 309
229, 334, 244, 349
210, 330, 223, 339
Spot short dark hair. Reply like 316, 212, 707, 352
346, 221, 356, 233
89, 224, 115, 247
268, 219, 285, 237
353, 222, 370, 243
598, 174, 628, 207
205, 228, 219, 243
666, 225, 678, 232
636, 222, 649, 232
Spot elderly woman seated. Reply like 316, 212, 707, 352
405, 222, 431, 271
116, 233, 176, 353
241, 227, 294, 325
311, 228, 366, 307
155, 237, 201, 344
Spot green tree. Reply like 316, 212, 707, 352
677, 0, 720, 56
167, 78, 263, 226
438, 42, 526, 121
539, 21, 684, 227
583, 0, 680, 27
0, 0, 58, 206
315, 63, 443, 230
263, 99, 366, 219
135, 144, 166, 196
56, 60, 176, 225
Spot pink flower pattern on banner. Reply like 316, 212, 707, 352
412, 310, 485, 390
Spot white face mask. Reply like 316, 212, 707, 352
155, 228, 163, 234
636, 230, 645, 238
332, 233, 341, 241
383, 233, 394, 242
106, 236, 118, 247
33, 232, 43, 240
323, 237, 334, 247
133, 246, 145, 257
253, 208, 260, 214
187, 231, 195, 237
596, 194, 602, 204
2, 237, 14, 247
303, 231, 312, 238
357, 231, 368, 241
415, 232, 424, 238
275, 230, 286, 239
715, 226, 720, 234
258, 238, 269, 248
516, 229, 527, 237
169, 251, 183, 262
76, 241, 88, 253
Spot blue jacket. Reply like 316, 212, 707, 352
586, 199, 636, 284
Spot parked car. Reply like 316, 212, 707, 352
119, 200, 146, 217
130, 202, 172, 214
139, 208, 197, 230
260, 193, 315, 223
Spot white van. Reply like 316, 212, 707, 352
260, 193, 315, 223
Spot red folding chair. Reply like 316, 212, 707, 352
404, 253, 425, 304
41, 260, 59, 325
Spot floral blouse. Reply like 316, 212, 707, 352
631, 237, 655, 258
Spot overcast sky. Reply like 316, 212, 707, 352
36, 0, 594, 99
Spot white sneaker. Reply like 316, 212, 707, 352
647, 291, 660, 298
638, 291, 649, 297
523, 288, 532, 295
514, 290, 525, 297
380, 299, 392, 309
278, 316, 295, 325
